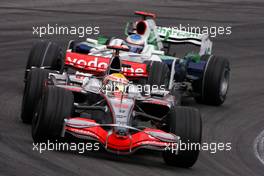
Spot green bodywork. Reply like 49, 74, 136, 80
97, 36, 109, 45
184, 53, 201, 63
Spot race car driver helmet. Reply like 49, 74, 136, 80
125, 34, 145, 53
103, 73, 129, 93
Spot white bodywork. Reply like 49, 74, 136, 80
66, 17, 213, 90
78, 18, 212, 62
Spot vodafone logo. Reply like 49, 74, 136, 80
65, 53, 146, 76
122, 66, 144, 76
67, 57, 107, 71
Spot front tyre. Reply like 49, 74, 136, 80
32, 86, 73, 143
163, 107, 202, 168
21, 68, 50, 123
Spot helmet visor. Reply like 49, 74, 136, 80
127, 43, 144, 53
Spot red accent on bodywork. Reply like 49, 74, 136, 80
65, 51, 148, 77
107, 45, 129, 51
65, 87, 82, 92
134, 11, 156, 19
113, 103, 129, 109
65, 118, 173, 151
142, 99, 170, 107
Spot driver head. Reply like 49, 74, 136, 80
125, 34, 145, 53
103, 73, 129, 93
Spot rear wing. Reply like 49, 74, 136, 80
157, 26, 212, 55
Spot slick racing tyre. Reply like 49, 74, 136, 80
32, 86, 73, 142
163, 107, 202, 168
139, 61, 170, 90
21, 68, 50, 123
25, 40, 64, 81
192, 55, 230, 106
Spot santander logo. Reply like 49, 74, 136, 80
65, 52, 147, 76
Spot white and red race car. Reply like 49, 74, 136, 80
22, 45, 202, 168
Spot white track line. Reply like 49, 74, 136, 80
254, 129, 264, 165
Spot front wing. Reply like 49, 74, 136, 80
62, 118, 180, 154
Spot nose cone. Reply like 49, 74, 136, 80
114, 127, 129, 138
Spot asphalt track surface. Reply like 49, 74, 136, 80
0, 0, 264, 175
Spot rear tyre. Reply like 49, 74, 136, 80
32, 86, 73, 142
21, 68, 50, 123
193, 55, 230, 106
25, 40, 64, 80
163, 107, 202, 168
139, 61, 170, 91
